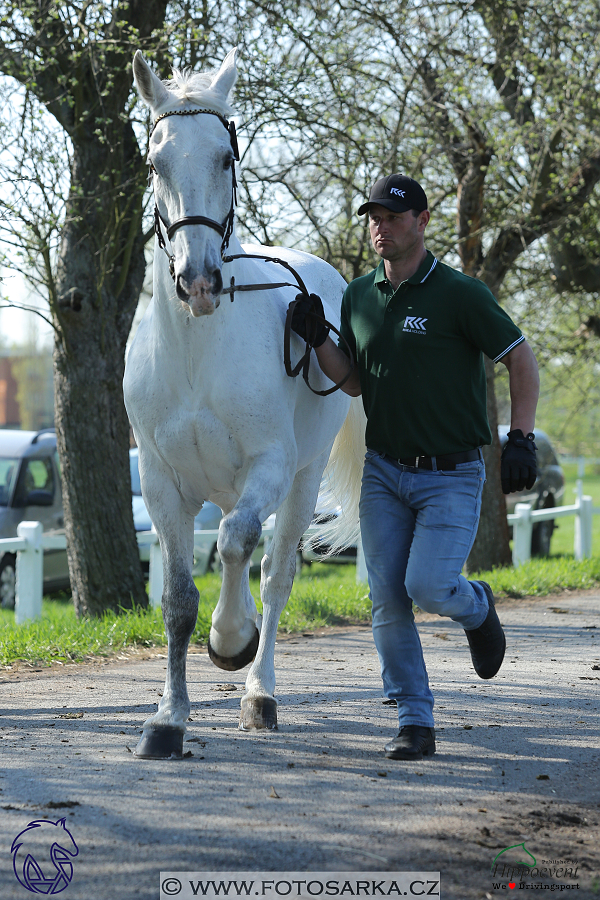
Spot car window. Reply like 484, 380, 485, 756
0, 457, 19, 507
13, 458, 55, 506
536, 436, 558, 469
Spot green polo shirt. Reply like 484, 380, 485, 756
339, 251, 524, 458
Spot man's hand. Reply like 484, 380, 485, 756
501, 429, 537, 493
290, 293, 330, 347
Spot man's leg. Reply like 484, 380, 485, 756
404, 460, 488, 627
403, 460, 505, 678
359, 453, 435, 730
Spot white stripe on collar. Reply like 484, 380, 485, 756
420, 257, 438, 283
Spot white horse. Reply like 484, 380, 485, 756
124, 48, 365, 759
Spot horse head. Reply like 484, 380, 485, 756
133, 49, 238, 317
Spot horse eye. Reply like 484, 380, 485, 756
223, 155, 233, 170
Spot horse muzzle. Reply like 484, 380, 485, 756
176, 267, 223, 317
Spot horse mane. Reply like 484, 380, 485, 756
155, 67, 235, 117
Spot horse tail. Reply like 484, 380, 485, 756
303, 396, 367, 557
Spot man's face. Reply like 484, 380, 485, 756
368, 204, 429, 261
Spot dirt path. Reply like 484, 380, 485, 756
1, 592, 599, 899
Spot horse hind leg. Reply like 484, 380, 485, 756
240, 452, 328, 730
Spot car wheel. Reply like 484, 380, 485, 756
0, 554, 16, 610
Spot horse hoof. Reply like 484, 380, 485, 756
207, 626, 259, 671
239, 695, 278, 730
134, 727, 184, 760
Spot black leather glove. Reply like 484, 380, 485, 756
290, 293, 330, 347
501, 429, 537, 494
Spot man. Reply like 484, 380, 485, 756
292, 173, 539, 761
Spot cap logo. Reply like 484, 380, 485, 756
390, 188, 406, 197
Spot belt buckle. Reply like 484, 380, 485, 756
397, 455, 421, 468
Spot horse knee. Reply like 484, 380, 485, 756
218, 508, 262, 565
162, 573, 199, 641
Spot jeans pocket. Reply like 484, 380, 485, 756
442, 460, 485, 478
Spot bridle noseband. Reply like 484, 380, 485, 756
149, 107, 239, 279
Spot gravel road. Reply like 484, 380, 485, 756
1, 590, 599, 899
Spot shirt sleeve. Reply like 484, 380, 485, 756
458, 280, 524, 363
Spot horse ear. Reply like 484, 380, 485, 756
210, 48, 238, 101
133, 50, 171, 111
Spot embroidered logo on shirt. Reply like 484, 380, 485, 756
403, 316, 428, 333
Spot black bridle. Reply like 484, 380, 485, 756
148, 106, 354, 396
149, 107, 239, 279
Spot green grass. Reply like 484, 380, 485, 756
0, 565, 370, 668
470, 555, 600, 599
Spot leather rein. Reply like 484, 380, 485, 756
149, 107, 353, 396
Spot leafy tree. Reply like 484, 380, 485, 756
0, 2, 172, 615
0, 0, 258, 615
2, 0, 599, 600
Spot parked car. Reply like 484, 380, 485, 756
0, 429, 69, 608
499, 425, 565, 556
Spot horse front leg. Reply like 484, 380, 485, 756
206, 514, 262, 672
240, 452, 328, 731
134, 474, 198, 760
207, 449, 295, 678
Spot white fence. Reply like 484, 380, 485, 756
6, 523, 277, 625
4, 492, 599, 623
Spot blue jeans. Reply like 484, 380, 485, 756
359, 450, 489, 728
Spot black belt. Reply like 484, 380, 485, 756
385, 448, 482, 472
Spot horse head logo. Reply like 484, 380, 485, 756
11, 818, 79, 894
491, 841, 536, 873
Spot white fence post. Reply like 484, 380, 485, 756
574, 495, 593, 560
356, 534, 368, 584
148, 531, 163, 609
512, 503, 533, 567
15, 521, 43, 624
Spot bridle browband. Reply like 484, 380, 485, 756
148, 107, 353, 396
149, 107, 239, 277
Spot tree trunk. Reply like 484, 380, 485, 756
53, 134, 148, 617
467, 356, 512, 572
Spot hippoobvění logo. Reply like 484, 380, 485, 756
490, 842, 580, 892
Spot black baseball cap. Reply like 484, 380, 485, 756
358, 174, 428, 216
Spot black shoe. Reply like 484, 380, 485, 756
384, 725, 436, 760
465, 580, 506, 679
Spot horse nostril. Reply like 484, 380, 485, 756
212, 268, 223, 296
175, 274, 190, 302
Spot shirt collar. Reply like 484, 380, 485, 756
374, 250, 438, 290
